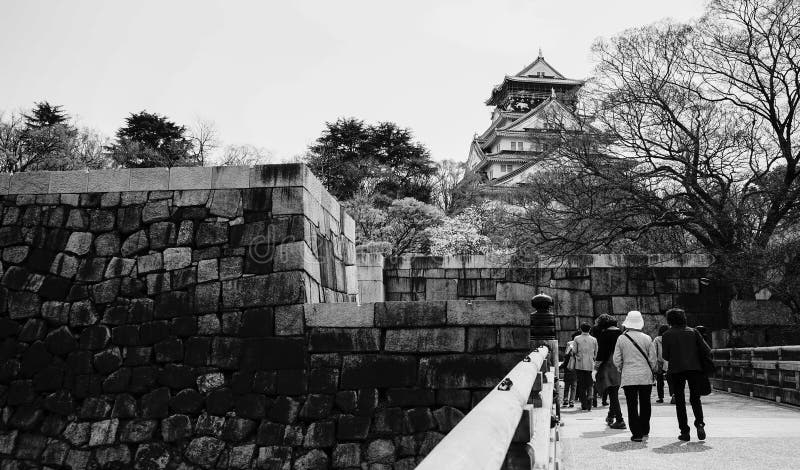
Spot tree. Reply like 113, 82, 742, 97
108, 111, 195, 168
217, 144, 272, 166
188, 118, 219, 166
510, 0, 800, 313
304, 118, 436, 202
379, 198, 444, 256
431, 159, 465, 213
0, 103, 109, 172
428, 205, 492, 255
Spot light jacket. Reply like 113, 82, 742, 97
563, 340, 577, 370
652, 336, 669, 373
612, 330, 657, 387
574, 332, 597, 371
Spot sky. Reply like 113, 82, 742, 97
0, 0, 706, 163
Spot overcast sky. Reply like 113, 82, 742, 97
0, 0, 705, 163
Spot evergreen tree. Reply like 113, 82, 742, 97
23, 101, 69, 128
108, 111, 195, 168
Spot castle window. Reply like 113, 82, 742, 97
500, 164, 513, 172
510, 142, 516, 151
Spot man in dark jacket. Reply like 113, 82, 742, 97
594, 314, 625, 429
662, 308, 712, 442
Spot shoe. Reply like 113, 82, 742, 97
630, 436, 643, 442
568, 403, 575, 408
696, 424, 706, 440
609, 421, 627, 430
670, 397, 676, 404
678, 433, 690, 441
656, 399, 664, 403
592, 399, 598, 407
602, 401, 608, 406
605, 415, 614, 425
562, 403, 568, 407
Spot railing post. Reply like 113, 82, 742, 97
530, 293, 558, 370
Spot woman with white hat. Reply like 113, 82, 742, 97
612, 310, 658, 442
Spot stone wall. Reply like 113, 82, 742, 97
0, 298, 532, 469
715, 299, 800, 347
383, 254, 724, 344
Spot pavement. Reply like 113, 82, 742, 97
558, 390, 800, 470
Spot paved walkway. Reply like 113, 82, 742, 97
559, 390, 800, 470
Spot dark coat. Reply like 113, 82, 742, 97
662, 326, 711, 374
595, 326, 622, 365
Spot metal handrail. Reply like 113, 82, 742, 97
416, 346, 550, 470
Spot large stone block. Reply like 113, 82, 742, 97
419, 353, 520, 388
304, 303, 374, 327
212, 166, 250, 188
374, 301, 446, 327
446, 300, 529, 325
385, 328, 465, 352
128, 167, 169, 191
222, 272, 306, 307
89, 169, 130, 192
209, 189, 243, 218
495, 282, 536, 301
730, 299, 794, 326
169, 166, 212, 190
543, 288, 593, 316
249, 163, 307, 188
340, 355, 417, 388
50, 170, 88, 193
309, 328, 381, 352
240, 337, 306, 370
359, 280, 385, 304
10, 171, 50, 194
590, 268, 627, 295
271, 187, 305, 215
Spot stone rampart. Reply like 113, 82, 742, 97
381, 253, 723, 343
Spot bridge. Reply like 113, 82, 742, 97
421, 341, 800, 470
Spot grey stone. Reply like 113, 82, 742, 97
228, 444, 256, 469
176, 220, 194, 245
174, 189, 210, 206
92, 278, 121, 304
220, 256, 243, 279
105, 257, 136, 278
257, 446, 292, 470
70, 300, 98, 326
433, 406, 464, 432
446, 300, 529, 325
195, 413, 225, 438
161, 414, 193, 442
95, 232, 121, 256
66, 232, 93, 256
185, 436, 226, 468
275, 304, 304, 336
212, 166, 249, 188
3, 245, 29, 264
294, 449, 328, 470
197, 222, 228, 247
89, 169, 130, 192
209, 189, 242, 218
385, 328, 465, 352
366, 439, 395, 464
149, 221, 177, 249
65, 449, 91, 470
417, 432, 444, 456
89, 209, 116, 232
42, 301, 70, 324
130, 167, 169, 191
133, 442, 170, 470
89, 418, 119, 446
304, 303, 374, 327
170, 166, 212, 190
197, 258, 219, 282
121, 230, 149, 257
95, 444, 132, 467
138, 253, 163, 274
0, 430, 18, 455
197, 314, 221, 334
41, 439, 70, 466
50, 252, 80, 278
197, 372, 225, 393
63, 422, 91, 446
120, 420, 157, 443
332, 443, 360, 468
142, 200, 170, 223
164, 247, 192, 270
10, 171, 50, 194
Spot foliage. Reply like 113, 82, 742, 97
508, 0, 800, 312
304, 117, 436, 203
217, 144, 272, 166
108, 111, 195, 168
431, 159, 465, 213
428, 205, 492, 255
0, 102, 111, 172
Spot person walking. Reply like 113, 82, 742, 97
613, 311, 658, 442
574, 323, 598, 411
561, 331, 580, 408
652, 325, 672, 403
594, 314, 624, 429
662, 308, 712, 441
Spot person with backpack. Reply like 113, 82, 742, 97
662, 308, 713, 442
560, 331, 580, 408
613, 311, 658, 442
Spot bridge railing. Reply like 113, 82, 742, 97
711, 346, 800, 405
416, 346, 555, 470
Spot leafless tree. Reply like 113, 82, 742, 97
432, 159, 465, 213
217, 144, 272, 166
509, 0, 800, 308
189, 118, 219, 166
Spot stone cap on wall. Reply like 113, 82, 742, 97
0, 163, 327, 195
382, 253, 713, 269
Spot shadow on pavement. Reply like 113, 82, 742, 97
580, 429, 629, 439
651, 441, 712, 454
600, 441, 647, 452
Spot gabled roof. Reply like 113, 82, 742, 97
505, 97, 582, 132
515, 53, 566, 79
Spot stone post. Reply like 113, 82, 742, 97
530, 293, 558, 369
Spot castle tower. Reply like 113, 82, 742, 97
466, 51, 584, 186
